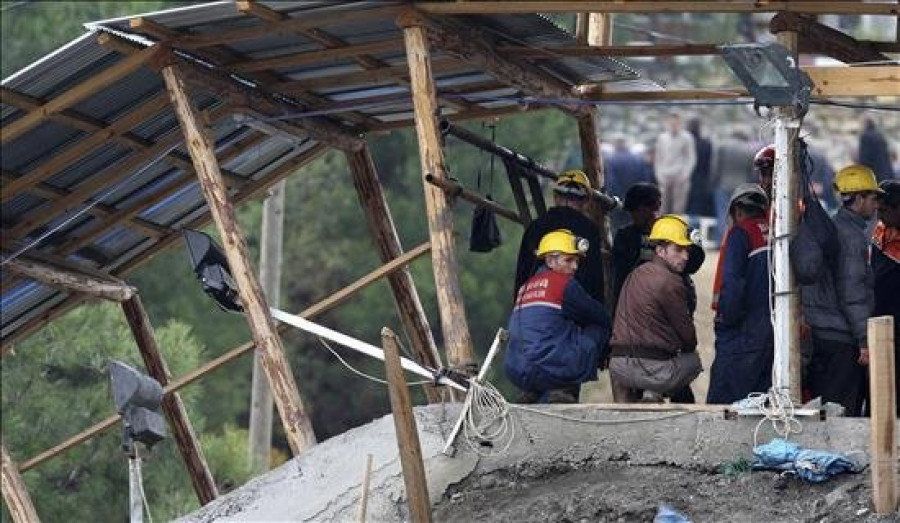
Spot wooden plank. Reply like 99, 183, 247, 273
414, 1, 900, 15
498, 43, 720, 58
868, 316, 897, 515
98, 32, 365, 151
772, 12, 891, 64
161, 64, 316, 455
121, 296, 219, 504
18, 414, 121, 472
0, 93, 170, 203
399, 17, 476, 371
381, 328, 433, 523
3, 258, 136, 302
806, 66, 900, 97
346, 147, 443, 404
365, 103, 550, 133
174, 5, 407, 49
1, 440, 40, 523
228, 38, 405, 74
1, 44, 161, 145
271, 57, 465, 92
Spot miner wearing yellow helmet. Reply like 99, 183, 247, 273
606, 215, 703, 402
505, 229, 611, 404
802, 164, 882, 417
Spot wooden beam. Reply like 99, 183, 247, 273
121, 296, 219, 504
399, 16, 476, 371
1, 439, 40, 523
806, 66, 900, 97
3, 258, 136, 302
228, 38, 405, 74
1, 44, 161, 145
1, 93, 170, 203
271, 57, 466, 93
365, 103, 549, 133
174, 5, 407, 49
772, 12, 892, 64
868, 316, 897, 515
413, 2, 900, 15
346, 146, 443, 403
98, 32, 364, 151
497, 43, 720, 58
401, 10, 585, 116
381, 328, 433, 523
579, 88, 749, 101
424, 174, 523, 224
161, 63, 316, 455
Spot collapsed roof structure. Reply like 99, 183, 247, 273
1, 1, 897, 520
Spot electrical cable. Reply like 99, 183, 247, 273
315, 337, 432, 387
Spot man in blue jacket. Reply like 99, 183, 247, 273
505, 229, 612, 403
707, 184, 772, 404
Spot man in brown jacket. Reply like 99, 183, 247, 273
608, 215, 703, 402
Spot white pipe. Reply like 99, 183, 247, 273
269, 308, 467, 392
771, 117, 796, 392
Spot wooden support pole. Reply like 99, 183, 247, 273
248, 180, 283, 473
576, 13, 615, 307
358, 453, 373, 523
381, 328, 432, 523
399, 15, 475, 372
1, 439, 40, 523
121, 295, 218, 504
346, 146, 444, 403
868, 316, 897, 515
3, 258, 136, 302
160, 63, 316, 455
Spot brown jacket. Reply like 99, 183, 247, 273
610, 256, 697, 356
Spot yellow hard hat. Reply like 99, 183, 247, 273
648, 215, 693, 247
535, 229, 589, 258
833, 164, 883, 194
556, 169, 592, 191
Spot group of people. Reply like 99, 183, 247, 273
503, 146, 900, 417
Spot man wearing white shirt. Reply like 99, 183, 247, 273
654, 112, 697, 215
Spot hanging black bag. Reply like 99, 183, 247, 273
790, 140, 839, 285
469, 124, 502, 253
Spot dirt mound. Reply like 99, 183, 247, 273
436, 461, 889, 523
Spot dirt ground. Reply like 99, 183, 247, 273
434, 460, 895, 523
582, 248, 718, 403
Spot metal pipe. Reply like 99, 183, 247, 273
440, 119, 619, 211
425, 174, 523, 224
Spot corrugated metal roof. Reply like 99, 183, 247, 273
1, 1, 648, 345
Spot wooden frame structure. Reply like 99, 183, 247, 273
2, 1, 897, 520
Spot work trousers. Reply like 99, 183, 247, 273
807, 335, 867, 417
658, 175, 691, 215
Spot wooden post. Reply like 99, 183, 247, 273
575, 13, 615, 307
358, 453, 373, 523
868, 316, 897, 515
1, 439, 40, 523
248, 181, 284, 472
398, 13, 475, 372
381, 328, 432, 523
346, 146, 445, 403
774, 29, 803, 402
120, 295, 218, 504
160, 63, 316, 455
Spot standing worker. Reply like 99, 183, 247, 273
607, 215, 703, 402
612, 183, 662, 304
802, 165, 881, 416
654, 112, 697, 215
872, 180, 900, 415
505, 230, 612, 403
707, 184, 773, 404
515, 169, 605, 304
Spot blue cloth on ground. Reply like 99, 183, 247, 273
751, 438, 864, 483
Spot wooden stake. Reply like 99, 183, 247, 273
358, 453, 373, 523
1, 439, 40, 523
161, 63, 316, 455
346, 147, 444, 403
248, 181, 284, 473
399, 16, 475, 372
868, 316, 897, 515
121, 295, 219, 504
381, 328, 432, 523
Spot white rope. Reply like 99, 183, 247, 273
134, 448, 154, 523
745, 388, 803, 447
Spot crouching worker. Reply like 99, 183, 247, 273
505, 229, 612, 403
608, 215, 703, 402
